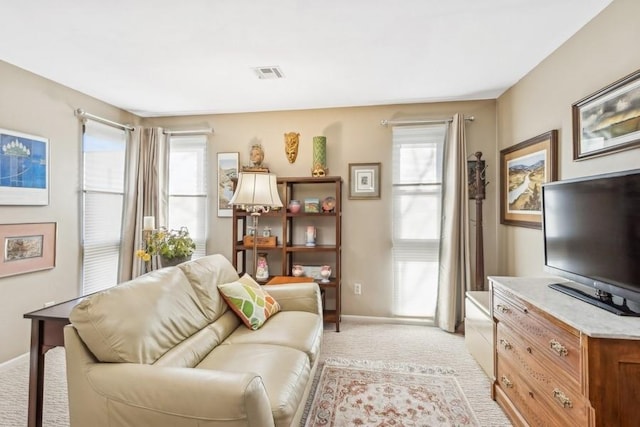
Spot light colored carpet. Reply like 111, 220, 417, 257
0, 321, 510, 426
305, 358, 480, 426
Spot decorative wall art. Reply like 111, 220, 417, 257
0, 128, 49, 205
284, 132, 300, 163
0, 222, 57, 278
217, 152, 239, 217
348, 162, 381, 199
573, 68, 640, 160
500, 130, 557, 229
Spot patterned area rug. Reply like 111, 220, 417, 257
305, 358, 480, 427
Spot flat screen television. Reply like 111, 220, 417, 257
541, 168, 640, 316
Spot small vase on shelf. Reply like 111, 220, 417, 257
320, 265, 332, 283
256, 253, 269, 281
305, 226, 316, 247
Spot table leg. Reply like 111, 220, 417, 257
27, 319, 45, 427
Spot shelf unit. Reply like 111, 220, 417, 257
232, 176, 342, 331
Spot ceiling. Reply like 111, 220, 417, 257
0, 0, 612, 117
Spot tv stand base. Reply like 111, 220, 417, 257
549, 282, 640, 317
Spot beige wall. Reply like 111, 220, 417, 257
145, 100, 498, 318
496, 0, 640, 277
3, 0, 637, 364
0, 60, 137, 362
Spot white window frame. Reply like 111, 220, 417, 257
81, 121, 127, 295
391, 124, 447, 318
168, 135, 208, 259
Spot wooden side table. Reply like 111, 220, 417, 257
265, 276, 315, 285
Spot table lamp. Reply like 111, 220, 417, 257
229, 172, 283, 279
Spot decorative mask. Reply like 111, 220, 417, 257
284, 132, 300, 163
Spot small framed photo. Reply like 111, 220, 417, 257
0, 222, 57, 278
349, 162, 381, 199
0, 128, 49, 205
500, 130, 557, 229
217, 152, 239, 217
573, 68, 640, 160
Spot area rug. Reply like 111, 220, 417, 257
304, 358, 480, 427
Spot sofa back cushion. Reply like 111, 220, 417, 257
178, 254, 240, 322
70, 267, 209, 364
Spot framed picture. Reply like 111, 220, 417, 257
217, 152, 239, 217
0, 222, 57, 278
500, 130, 557, 229
349, 162, 381, 199
0, 128, 49, 205
573, 69, 640, 160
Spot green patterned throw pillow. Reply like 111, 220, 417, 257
217, 274, 281, 330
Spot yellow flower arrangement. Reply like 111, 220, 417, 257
137, 226, 195, 262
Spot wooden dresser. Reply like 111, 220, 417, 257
490, 276, 640, 427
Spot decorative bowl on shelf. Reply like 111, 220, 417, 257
322, 196, 336, 212
292, 264, 304, 277
319, 265, 332, 283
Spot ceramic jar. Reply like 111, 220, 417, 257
288, 200, 301, 213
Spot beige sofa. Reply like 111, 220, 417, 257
64, 254, 323, 427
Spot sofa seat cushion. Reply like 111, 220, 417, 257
196, 343, 310, 427
222, 311, 322, 365
70, 268, 209, 364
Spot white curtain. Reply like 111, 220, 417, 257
119, 127, 169, 280
436, 114, 471, 332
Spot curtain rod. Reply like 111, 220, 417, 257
380, 116, 475, 126
163, 128, 214, 136
75, 108, 135, 131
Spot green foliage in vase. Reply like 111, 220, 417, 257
137, 226, 196, 261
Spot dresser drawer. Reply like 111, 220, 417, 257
496, 323, 588, 426
495, 357, 562, 427
493, 289, 581, 381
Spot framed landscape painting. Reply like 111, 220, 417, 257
0, 222, 57, 278
217, 152, 239, 217
500, 130, 557, 229
0, 128, 49, 205
573, 69, 640, 160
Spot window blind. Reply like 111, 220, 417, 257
168, 135, 207, 258
391, 124, 447, 317
82, 121, 126, 294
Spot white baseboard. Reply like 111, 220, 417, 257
342, 314, 434, 327
0, 352, 29, 373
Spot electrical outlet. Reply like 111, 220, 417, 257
354, 283, 362, 295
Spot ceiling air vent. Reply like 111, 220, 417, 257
253, 66, 285, 80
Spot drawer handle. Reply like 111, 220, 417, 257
553, 389, 573, 408
549, 339, 569, 357
500, 375, 513, 388
496, 304, 511, 314
499, 338, 512, 350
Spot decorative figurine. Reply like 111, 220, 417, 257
242, 142, 269, 172
284, 132, 300, 163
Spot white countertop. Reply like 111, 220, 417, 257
488, 276, 640, 340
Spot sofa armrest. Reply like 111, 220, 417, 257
86, 363, 274, 425
263, 282, 322, 315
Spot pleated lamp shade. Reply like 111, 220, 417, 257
229, 172, 283, 208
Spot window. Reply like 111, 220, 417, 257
391, 124, 447, 318
168, 135, 207, 258
82, 121, 127, 294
